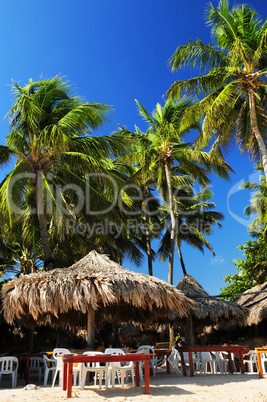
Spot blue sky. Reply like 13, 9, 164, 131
0, 0, 266, 294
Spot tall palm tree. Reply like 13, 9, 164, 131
117, 98, 231, 348
0, 77, 126, 269
133, 98, 231, 285
167, 0, 267, 178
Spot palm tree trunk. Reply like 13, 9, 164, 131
112, 321, 120, 347
87, 306, 95, 349
176, 239, 187, 276
169, 324, 175, 349
145, 213, 153, 276
249, 89, 267, 179
143, 187, 153, 276
165, 164, 176, 285
27, 329, 34, 352
165, 163, 177, 348
35, 171, 54, 270
187, 314, 194, 345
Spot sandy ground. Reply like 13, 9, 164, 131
1, 371, 267, 401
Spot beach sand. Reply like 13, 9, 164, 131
1, 371, 267, 401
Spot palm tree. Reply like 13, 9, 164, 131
116, 98, 231, 347
167, 0, 267, 178
158, 186, 224, 276
113, 127, 162, 275
133, 98, 231, 285
0, 241, 42, 277
242, 167, 267, 234
0, 216, 43, 277
0, 76, 126, 269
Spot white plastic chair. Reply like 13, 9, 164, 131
199, 352, 217, 374
52, 348, 82, 387
0, 356, 18, 388
243, 350, 258, 373
105, 348, 134, 389
43, 354, 57, 385
260, 352, 267, 374
167, 347, 182, 374
167, 349, 199, 374
29, 356, 43, 382
80, 352, 109, 390
52, 348, 70, 387
136, 345, 157, 376
180, 351, 200, 372
219, 351, 239, 374
211, 352, 229, 374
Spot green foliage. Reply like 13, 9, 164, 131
0, 76, 140, 271
158, 186, 223, 265
220, 239, 267, 300
116, 98, 231, 283
167, 0, 267, 178
242, 169, 267, 234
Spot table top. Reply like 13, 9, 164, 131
62, 353, 152, 364
153, 346, 249, 353
15, 354, 41, 359
255, 347, 267, 352
177, 345, 248, 352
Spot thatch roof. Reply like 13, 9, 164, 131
172, 274, 247, 323
236, 282, 267, 326
2, 251, 194, 329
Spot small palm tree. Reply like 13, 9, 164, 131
167, 0, 267, 178
113, 127, 162, 275
158, 186, 223, 276
0, 220, 43, 277
242, 167, 267, 234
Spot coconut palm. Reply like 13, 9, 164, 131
167, 0, 267, 178
124, 98, 232, 285
0, 76, 127, 269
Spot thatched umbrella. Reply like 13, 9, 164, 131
2, 250, 194, 348
236, 282, 267, 326
172, 275, 248, 345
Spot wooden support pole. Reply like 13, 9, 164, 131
86, 306, 95, 349
187, 314, 194, 345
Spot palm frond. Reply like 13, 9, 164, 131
169, 38, 228, 73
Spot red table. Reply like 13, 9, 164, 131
176, 345, 248, 376
62, 353, 152, 398
153, 349, 172, 374
16, 354, 40, 384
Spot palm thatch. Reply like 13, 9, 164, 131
236, 282, 267, 326
171, 275, 247, 344
2, 251, 194, 330
174, 275, 247, 321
